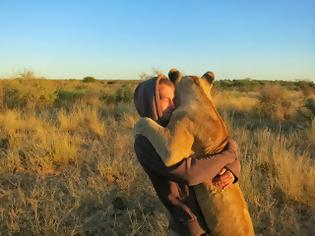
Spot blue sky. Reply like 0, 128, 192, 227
0, 0, 314, 80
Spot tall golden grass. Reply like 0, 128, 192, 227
0, 78, 314, 235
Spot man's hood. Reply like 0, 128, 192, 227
133, 75, 166, 122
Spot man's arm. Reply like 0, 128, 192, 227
134, 135, 238, 186
212, 142, 240, 189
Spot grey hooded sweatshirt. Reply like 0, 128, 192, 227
133, 76, 241, 236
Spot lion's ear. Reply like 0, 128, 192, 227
201, 71, 215, 84
168, 68, 182, 84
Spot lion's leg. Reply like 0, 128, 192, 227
194, 183, 255, 236
164, 120, 194, 166
134, 117, 171, 158
134, 117, 194, 166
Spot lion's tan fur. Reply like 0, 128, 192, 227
134, 71, 255, 235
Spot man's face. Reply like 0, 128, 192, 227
159, 83, 175, 123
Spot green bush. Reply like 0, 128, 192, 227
116, 87, 133, 103
101, 87, 133, 104
304, 98, 315, 116
83, 76, 97, 83
3, 87, 26, 109
54, 89, 85, 109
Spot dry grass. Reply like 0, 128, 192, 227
212, 90, 259, 112
58, 107, 106, 138
257, 84, 303, 120
0, 78, 314, 235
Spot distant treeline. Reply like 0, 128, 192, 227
214, 79, 315, 91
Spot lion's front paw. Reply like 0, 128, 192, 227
133, 117, 152, 137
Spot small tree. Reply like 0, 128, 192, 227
138, 72, 149, 80
83, 76, 97, 83
19, 70, 36, 79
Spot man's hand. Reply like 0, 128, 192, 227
212, 168, 235, 190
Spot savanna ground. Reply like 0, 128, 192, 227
0, 72, 314, 235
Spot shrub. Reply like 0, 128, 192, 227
304, 98, 315, 116
101, 93, 116, 104
258, 85, 296, 120
54, 89, 85, 109
3, 87, 26, 109
232, 79, 255, 92
307, 119, 315, 148
83, 76, 97, 83
116, 87, 133, 103
18, 70, 36, 80
295, 81, 315, 96
101, 87, 133, 104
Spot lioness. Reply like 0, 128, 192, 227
134, 70, 255, 236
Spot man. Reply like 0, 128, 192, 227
133, 75, 240, 236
